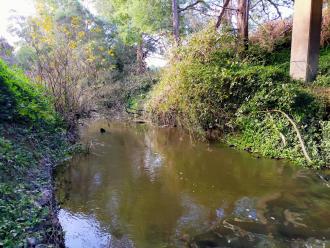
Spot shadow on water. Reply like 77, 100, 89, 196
55, 120, 330, 248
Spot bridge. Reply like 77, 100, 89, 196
290, 0, 323, 82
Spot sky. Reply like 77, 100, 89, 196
0, 0, 35, 45
0, 0, 94, 45
0, 0, 292, 67
0, 0, 166, 67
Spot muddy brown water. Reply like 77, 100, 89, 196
55, 120, 330, 248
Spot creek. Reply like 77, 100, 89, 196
55, 120, 330, 248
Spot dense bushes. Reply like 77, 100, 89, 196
230, 83, 326, 166
147, 26, 328, 167
99, 71, 159, 112
250, 10, 330, 52
315, 48, 330, 87
0, 59, 56, 125
0, 183, 50, 247
250, 19, 292, 52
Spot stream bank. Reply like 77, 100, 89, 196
0, 121, 78, 247
0, 58, 85, 247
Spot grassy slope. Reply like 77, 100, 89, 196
146, 28, 330, 168
0, 60, 74, 247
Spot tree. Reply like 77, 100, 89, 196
172, 0, 180, 44
12, 0, 118, 126
249, 0, 293, 24
173, 0, 209, 43
237, 0, 249, 49
95, 0, 171, 73
214, 0, 293, 48
0, 38, 15, 65
215, 0, 232, 29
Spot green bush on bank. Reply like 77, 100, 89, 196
0, 59, 57, 124
146, 25, 328, 167
315, 48, 330, 87
0, 59, 72, 246
229, 83, 325, 166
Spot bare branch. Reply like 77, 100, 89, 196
265, 0, 282, 19
179, 0, 206, 13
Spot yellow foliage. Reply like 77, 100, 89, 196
41, 16, 53, 34
92, 27, 102, 33
78, 31, 85, 39
68, 41, 78, 49
107, 49, 115, 56
71, 16, 81, 28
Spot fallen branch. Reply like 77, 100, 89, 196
260, 110, 312, 164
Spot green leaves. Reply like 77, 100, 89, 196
0, 59, 57, 125
96, 0, 171, 45
147, 25, 328, 167
0, 115, 72, 246
0, 183, 48, 247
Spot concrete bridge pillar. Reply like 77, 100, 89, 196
290, 0, 323, 82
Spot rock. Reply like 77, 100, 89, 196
180, 233, 190, 242
27, 237, 37, 247
244, 147, 252, 153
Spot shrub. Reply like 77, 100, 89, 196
317, 48, 330, 82
314, 49, 330, 120
321, 9, 330, 48
230, 83, 325, 166
147, 26, 327, 167
0, 59, 57, 125
0, 60, 73, 247
99, 71, 159, 112
250, 19, 292, 52
321, 121, 330, 165
250, 10, 330, 53
0, 183, 49, 247
147, 26, 291, 134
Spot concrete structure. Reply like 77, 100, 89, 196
290, 0, 323, 82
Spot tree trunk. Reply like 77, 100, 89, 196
172, 0, 180, 44
237, 0, 249, 49
216, 0, 231, 29
136, 39, 146, 74
223, 0, 233, 28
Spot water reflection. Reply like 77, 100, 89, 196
59, 210, 110, 248
56, 120, 330, 247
